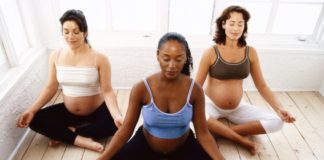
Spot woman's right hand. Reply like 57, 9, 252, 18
17, 110, 35, 128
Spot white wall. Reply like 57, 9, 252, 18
0, 49, 48, 160
96, 46, 324, 91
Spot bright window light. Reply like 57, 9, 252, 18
0, 2, 28, 56
169, 0, 214, 36
273, 4, 322, 35
111, 0, 158, 31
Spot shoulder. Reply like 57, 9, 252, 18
95, 51, 109, 61
200, 46, 217, 64
48, 49, 62, 63
93, 51, 111, 67
129, 79, 149, 103
132, 80, 146, 93
203, 46, 216, 57
246, 46, 258, 62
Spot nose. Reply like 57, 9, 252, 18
168, 60, 176, 68
66, 32, 75, 40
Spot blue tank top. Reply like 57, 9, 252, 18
142, 79, 194, 139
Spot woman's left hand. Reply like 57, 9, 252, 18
277, 109, 296, 123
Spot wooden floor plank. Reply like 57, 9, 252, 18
61, 145, 84, 160
289, 92, 324, 134
275, 92, 318, 160
42, 144, 67, 160
303, 92, 324, 119
288, 92, 324, 159
22, 134, 49, 160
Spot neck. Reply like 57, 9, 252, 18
69, 43, 89, 55
158, 72, 182, 84
225, 38, 239, 49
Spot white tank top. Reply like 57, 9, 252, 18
55, 51, 100, 97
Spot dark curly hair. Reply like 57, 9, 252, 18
59, 9, 89, 44
213, 5, 250, 47
157, 32, 193, 76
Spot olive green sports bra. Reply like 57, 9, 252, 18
209, 46, 250, 80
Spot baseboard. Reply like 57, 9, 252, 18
8, 129, 36, 160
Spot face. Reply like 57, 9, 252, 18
158, 40, 187, 80
223, 12, 245, 41
62, 20, 87, 49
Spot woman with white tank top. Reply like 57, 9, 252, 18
16, 9, 123, 152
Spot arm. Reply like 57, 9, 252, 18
17, 51, 59, 128
249, 47, 295, 123
97, 53, 123, 127
98, 82, 144, 160
192, 83, 224, 160
195, 47, 214, 87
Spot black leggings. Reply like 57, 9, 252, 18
112, 126, 212, 160
29, 102, 117, 144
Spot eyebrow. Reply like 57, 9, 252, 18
63, 28, 80, 31
160, 53, 185, 58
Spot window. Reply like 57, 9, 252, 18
0, 42, 9, 78
169, 0, 214, 36
0, 0, 30, 79
0, 0, 29, 57
272, 2, 322, 35
110, 0, 158, 32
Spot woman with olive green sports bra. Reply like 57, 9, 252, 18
195, 5, 295, 155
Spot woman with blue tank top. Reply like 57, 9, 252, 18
16, 9, 123, 152
98, 32, 224, 160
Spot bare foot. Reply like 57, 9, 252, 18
239, 136, 259, 155
48, 139, 61, 147
74, 136, 104, 152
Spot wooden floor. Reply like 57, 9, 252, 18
13, 90, 324, 160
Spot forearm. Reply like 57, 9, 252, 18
258, 86, 282, 112
197, 133, 224, 160
28, 86, 58, 113
103, 91, 122, 120
100, 127, 132, 159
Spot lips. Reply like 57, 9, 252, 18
166, 71, 177, 76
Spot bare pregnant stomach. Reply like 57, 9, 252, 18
205, 78, 244, 109
63, 94, 104, 116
